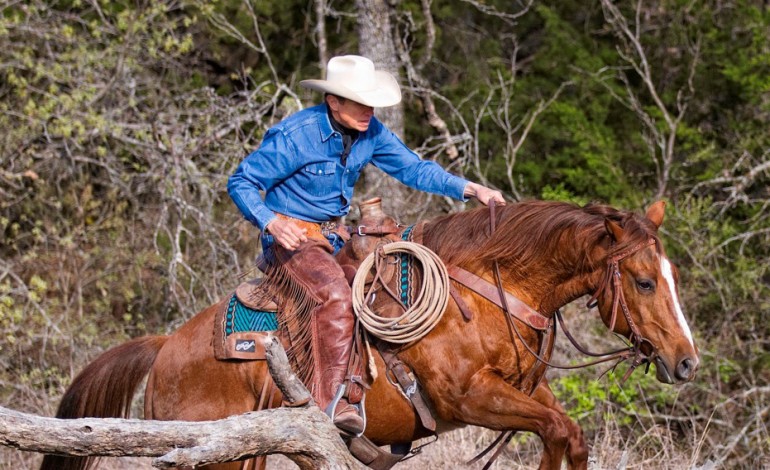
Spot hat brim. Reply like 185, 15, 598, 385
300, 71, 401, 108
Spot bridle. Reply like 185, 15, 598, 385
584, 235, 659, 380
489, 201, 659, 381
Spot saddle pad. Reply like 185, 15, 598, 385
213, 293, 278, 361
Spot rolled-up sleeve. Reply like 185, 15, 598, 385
228, 129, 297, 230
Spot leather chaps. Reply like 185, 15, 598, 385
273, 238, 364, 434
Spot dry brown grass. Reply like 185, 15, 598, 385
0, 425, 715, 470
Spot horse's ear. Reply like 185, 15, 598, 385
604, 218, 624, 242
645, 200, 666, 229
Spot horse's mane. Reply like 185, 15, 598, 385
423, 200, 659, 275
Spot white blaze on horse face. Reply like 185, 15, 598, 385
661, 256, 694, 347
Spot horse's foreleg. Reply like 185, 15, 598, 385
529, 379, 588, 470
442, 370, 569, 470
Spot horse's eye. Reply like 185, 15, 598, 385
636, 279, 655, 292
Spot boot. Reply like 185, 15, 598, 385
275, 240, 364, 435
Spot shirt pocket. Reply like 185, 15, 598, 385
345, 162, 364, 187
302, 162, 337, 196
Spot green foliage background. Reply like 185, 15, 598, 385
1, 0, 768, 466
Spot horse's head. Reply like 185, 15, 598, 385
594, 201, 699, 384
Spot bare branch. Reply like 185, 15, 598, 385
396, 43, 460, 161
599, 0, 700, 199
690, 153, 770, 203
416, 0, 435, 71
457, 0, 533, 25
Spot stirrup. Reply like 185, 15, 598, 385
324, 382, 347, 419
352, 395, 367, 437
325, 383, 367, 437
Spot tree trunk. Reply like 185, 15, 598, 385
314, 0, 329, 70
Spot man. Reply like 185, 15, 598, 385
228, 55, 504, 435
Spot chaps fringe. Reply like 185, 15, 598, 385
262, 261, 319, 392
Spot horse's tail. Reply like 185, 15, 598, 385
39, 335, 168, 470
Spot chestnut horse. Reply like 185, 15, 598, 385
41, 200, 698, 470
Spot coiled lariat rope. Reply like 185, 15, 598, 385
352, 241, 449, 345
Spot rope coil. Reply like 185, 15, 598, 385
352, 241, 449, 344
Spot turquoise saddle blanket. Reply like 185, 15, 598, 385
224, 294, 278, 334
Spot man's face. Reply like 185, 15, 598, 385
328, 95, 374, 132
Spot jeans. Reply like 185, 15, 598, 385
261, 232, 346, 257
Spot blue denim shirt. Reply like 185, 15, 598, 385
228, 103, 469, 231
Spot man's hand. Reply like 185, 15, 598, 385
265, 218, 308, 250
464, 182, 506, 206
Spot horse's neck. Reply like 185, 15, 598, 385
422, 208, 610, 314
539, 269, 605, 314
498, 248, 607, 315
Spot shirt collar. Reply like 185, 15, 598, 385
319, 102, 360, 143
319, 103, 336, 142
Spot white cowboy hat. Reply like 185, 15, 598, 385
300, 55, 401, 108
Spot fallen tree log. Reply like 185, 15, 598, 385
0, 335, 366, 469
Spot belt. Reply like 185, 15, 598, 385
274, 213, 347, 241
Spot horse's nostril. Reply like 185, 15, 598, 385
675, 357, 694, 380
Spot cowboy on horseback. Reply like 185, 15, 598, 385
228, 54, 504, 435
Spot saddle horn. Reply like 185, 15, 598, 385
358, 197, 385, 221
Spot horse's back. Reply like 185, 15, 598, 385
146, 297, 264, 421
